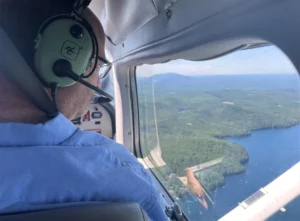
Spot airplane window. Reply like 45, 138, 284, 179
136, 46, 300, 221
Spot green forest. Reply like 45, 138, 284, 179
137, 74, 300, 194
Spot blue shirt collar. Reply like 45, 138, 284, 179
0, 114, 78, 147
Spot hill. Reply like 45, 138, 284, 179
137, 74, 300, 193
138, 73, 300, 94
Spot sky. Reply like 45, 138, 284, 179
138, 46, 299, 77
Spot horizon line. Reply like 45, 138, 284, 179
138, 73, 299, 77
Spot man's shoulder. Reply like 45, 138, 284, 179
58, 130, 159, 212
60, 129, 141, 165
63, 128, 115, 146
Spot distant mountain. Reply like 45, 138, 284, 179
152, 73, 192, 82
137, 73, 300, 94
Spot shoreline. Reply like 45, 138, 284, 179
206, 123, 300, 192
203, 123, 300, 192
214, 122, 300, 140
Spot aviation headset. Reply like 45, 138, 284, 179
0, 0, 113, 117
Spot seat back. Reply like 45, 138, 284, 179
0, 203, 149, 221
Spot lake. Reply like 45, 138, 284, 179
207, 125, 300, 220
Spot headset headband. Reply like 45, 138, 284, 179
73, 0, 91, 17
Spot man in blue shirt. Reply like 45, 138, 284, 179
0, 0, 169, 220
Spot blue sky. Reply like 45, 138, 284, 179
138, 46, 298, 76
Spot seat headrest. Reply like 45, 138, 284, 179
0, 202, 149, 221
0, 27, 57, 116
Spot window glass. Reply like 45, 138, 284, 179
136, 46, 300, 221
98, 50, 115, 106
100, 71, 114, 97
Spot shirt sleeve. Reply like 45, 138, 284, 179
62, 131, 170, 220
147, 193, 170, 221
105, 141, 170, 220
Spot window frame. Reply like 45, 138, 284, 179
129, 66, 191, 217
128, 53, 300, 221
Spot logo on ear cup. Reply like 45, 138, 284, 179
60, 40, 83, 60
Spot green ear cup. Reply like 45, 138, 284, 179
34, 18, 94, 87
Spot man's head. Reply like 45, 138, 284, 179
0, 0, 105, 122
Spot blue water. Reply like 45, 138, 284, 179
209, 125, 300, 220
182, 125, 300, 221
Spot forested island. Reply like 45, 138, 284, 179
137, 73, 300, 195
